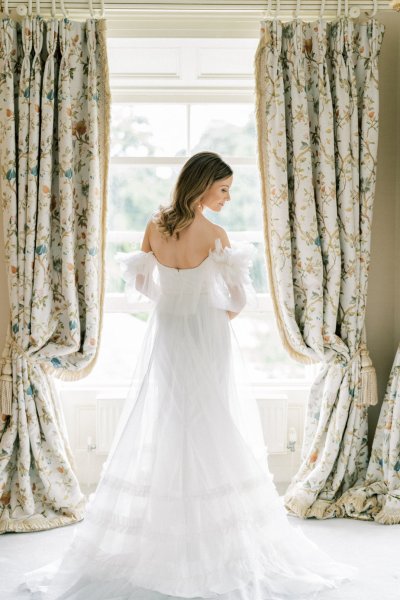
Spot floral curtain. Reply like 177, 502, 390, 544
254, 16, 385, 519
336, 344, 400, 523
0, 16, 110, 532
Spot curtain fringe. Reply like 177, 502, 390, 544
285, 490, 338, 520
337, 487, 371, 514
337, 481, 400, 525
0, 511, 85, 534
285, 492, 310, 519
375, 507, 400, 524
90, 17, 111, 379
62, 17, 111, 381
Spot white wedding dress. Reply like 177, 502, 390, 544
23, 238, 358, 600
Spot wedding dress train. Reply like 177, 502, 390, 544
23, 238, 358, 599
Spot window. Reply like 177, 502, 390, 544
59, 37, 317, 395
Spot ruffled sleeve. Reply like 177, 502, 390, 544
114, 250, 161, 304
208, 238, 259, 313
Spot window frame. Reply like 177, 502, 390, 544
107, 92, 268, 315
103, 91, 319, 389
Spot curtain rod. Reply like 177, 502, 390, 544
0, 0, 399, 14
0, 0, 105, 17
1, 0, 396, 20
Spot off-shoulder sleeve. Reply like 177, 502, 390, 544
208, 239, 258, 313
114, 250, 161, 303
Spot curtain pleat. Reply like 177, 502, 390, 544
337, 346, 400, 523
31, 19, 58, 342
0, 16, 110, 533
254, 16, 385, 519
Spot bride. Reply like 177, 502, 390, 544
23, 151, 358, 599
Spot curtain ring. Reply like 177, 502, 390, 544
100, 0, 105, 18
88, 0, 94, 18
295, 0, 300, 19
51, 0, 56, 17
371, 0, 378, 16
36, 0, 41, 16
60, 0, 68, 18
319, 0, 326, 20
344, 0, 348, 16
337, 0, 341, 16
28, 0, 32, 16
274, 0, 280, 21
262, 0, 272, 20
3, 0, 9, 16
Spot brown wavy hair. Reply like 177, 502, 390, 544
153, 151, 233, 239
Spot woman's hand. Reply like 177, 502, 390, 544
227, 310, 239, 320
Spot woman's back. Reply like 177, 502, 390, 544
145, 214, 229, 270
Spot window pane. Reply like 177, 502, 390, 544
107, 163, 267, 293
202, 165, 262, 231
190, 104, 256, 158
80, 312, 149, 386
107, 164, 180, 231
250, 243, 268, 294
110, 103, 187, 157
106, 240, 138, 295
231, 313, 307, 381
108, 164, 262, 232
72, 311, 306, 388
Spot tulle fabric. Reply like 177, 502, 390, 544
23, 238, 359, 600
115, 238, 258, 315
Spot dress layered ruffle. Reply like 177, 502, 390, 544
115, 237, 258, 315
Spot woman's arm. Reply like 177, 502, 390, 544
140, 219, 153, 252
214, 225, 242, 320
133, 219, 153, 293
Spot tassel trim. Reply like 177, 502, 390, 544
0, 358, 12, 416
360, 345, 378, 406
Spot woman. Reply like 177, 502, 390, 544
24, 151, 358, 599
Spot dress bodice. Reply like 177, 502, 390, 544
115, 237, 258, 315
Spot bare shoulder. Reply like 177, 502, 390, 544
141, 217, 157, 252
212, 223, 231, 249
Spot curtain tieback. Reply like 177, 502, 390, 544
335, 342, 378, 406
342, 343, 378, 407
0, 356, 12, 417
359, 343, 378, 407
0, 340, 36, 417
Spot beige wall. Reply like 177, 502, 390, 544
1, 12, 399, 451
0, 217, 7, 351
364, 11, 400, 445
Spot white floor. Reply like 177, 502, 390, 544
1, 501, 400, 600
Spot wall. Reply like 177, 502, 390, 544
364, 11, 400, 445
0, 223, 6, 349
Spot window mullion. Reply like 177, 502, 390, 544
187, 103, 191, 155
109, 156, 257, 165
